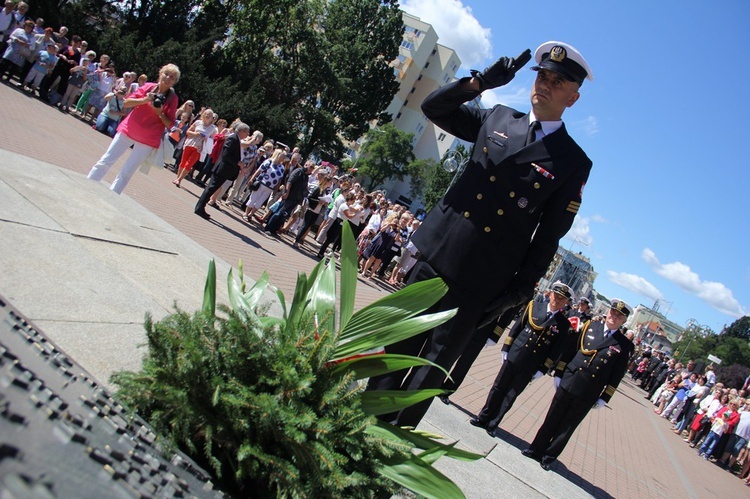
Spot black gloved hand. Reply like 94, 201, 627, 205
477, 291, 522, 329
470, 48, 532, 91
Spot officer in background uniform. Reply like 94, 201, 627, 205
523, 300, 634, 470
366, 41, 595, 428
569, 296, 592, 324
470, 282, 574, 435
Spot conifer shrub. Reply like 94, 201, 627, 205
112, 224, 481, 498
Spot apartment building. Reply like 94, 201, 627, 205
351, 12, 476, 209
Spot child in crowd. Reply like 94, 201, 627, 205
23, 41, 56, 94
699, 411, 731, 460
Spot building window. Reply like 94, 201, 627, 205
410, 87, 416, 94
415, 123, 424, 134
443, 74, 450, 84
404, 100, 409, 107
438, 133, 446, 142
400, 40, 414, 51
431, 48, 437, 56
424, 62, 430, 68
417, 74, 423, 81
452, 63, 458, 72
396, 112, 402, 119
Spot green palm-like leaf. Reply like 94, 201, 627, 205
202, 259, 216, 316
308, 258, 336, 336
286, 272, 311, 328
379, 452, 465, 499
339, 278, 449, 342
338, 221, 358, 330
368, 422, 483, 462
333, 309, 456, 359
243, 271, 270, 309
329, 354, 446, 380
227, 269, 252, 314
360, 389, 445, 416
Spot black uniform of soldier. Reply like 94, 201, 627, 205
366, 41, 595, 428
469, 282, 573, 434
523, 300, 634, 470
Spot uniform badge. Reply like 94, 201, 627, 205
518, 197, 528, 208
532, 163, 555, 180
550, 46, 566, 62
493, 131, 508, 139
586, 335, 595, 339
609, 345, 621, 354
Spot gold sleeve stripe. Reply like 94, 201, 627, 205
605, 385, 616, 396
504, 336, 513, 346
544, 359, 554, 369
556, 361, 567, 370
494, 325, 504, 336
566, 202, 580, 214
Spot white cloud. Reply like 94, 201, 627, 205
607, 271, 664, 302
401, 0, 492, 68
573, 116, 599, 136
591, 214, 608, 224
564, 217, 593, 247
481, 85, 529, 108
642, 248, 748, 318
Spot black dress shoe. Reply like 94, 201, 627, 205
438, 394, 450, 405
469, 417, 489, 430
521, 448, 541, 461
540, 457, 556, 471
194, 210, 211, 220
485, 426, 497, 437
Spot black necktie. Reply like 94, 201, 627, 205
525, 121, 541, 146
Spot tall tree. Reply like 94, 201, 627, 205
355, 124, 415, 191
723, 316, 750, 341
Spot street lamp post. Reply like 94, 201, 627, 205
442, 150, 469, 194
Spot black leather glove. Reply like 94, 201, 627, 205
470, 49, 532, 91
477, 290, 524, 329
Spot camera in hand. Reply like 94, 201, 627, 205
151, 92, 168, 108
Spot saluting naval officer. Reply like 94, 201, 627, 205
366, 41, 595, 428
470, 282, 574, 435
523, 300, 634, 470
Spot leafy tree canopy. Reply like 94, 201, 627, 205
34, 0, 404, 159
356, 123, 415, 191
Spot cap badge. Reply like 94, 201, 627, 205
517, 197, 528, 209
550, 46, 566, 62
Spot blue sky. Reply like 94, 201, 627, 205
401, 0, 750, 332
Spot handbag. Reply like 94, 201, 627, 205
250, 179, 261, 191
699, 414, 710, 425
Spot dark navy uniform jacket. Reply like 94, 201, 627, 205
555, 321, 634, 404
415, 79, 592, 300
502, 300, 571, 374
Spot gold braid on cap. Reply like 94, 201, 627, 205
579, 320, 597, 356
526, 301, 545, 331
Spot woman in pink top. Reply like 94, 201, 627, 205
87, 63, 180, 194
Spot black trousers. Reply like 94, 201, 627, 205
530, 387, 594, 461
478, 361, 536, 428
195, 173, 229, 214
366, 261, 489, 427
441, 306, 519, 394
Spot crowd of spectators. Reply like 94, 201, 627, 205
170, 118, 422, 284
0, 1, 421, 280
629, 348, 750, 485
1, 2, 145, 135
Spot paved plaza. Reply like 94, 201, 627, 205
0, 82, 746, 498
